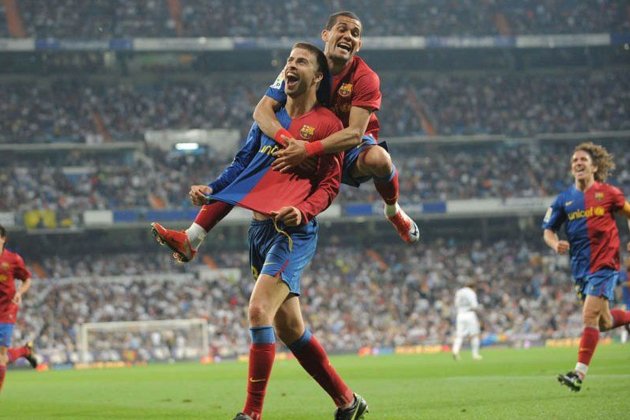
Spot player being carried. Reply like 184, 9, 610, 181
0, 225, 38, 393
542, 142, 630, 392
161, 42, 367, 419
151, 10, 419, 263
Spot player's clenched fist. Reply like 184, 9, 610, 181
555, 240, 570, 255
271, 206, 302, 226
189, 185, 212, 206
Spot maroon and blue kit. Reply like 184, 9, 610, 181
0, 249, 31, 346
266, 55, 382, 186
542, 182, 626, 300
209, 105, 343, 294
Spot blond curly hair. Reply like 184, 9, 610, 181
573, 142, 615, 182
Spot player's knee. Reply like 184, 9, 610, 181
360, 147, 392, 177
248, 303, 273, 327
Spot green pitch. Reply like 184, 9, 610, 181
3, 344, 630, 419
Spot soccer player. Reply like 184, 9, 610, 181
617, 257, 630, 343
172, 43, 366, 419
451, 281, 483, 361
151, 10, 419, 263
255, 11, 419, 244
542, 142, 630, 392
0, 225, 37, 392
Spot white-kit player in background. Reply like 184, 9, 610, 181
452, 281, 483, 361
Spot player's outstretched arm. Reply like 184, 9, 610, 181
316, 105, 372, 153
543, 228, 570, 254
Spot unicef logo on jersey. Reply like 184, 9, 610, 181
567, 206, 606, 221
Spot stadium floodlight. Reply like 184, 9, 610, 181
175, 142, 200, 151
77, 318, 209, 364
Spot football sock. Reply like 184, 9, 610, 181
610, 309, 630, 329
576, 327, 599, 378
0, 364, 6, 392
185, 223, 207, 249
452, 336, 463, 356
193, 201, 233, 232
288, 329, 354, 407
7, 346, 28, 363
471, 337, 481, 358
243, 326, 275, 420
575, 362, 588, 379
373, 165, 399, 207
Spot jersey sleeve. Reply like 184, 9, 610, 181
264, 69, 288, 105
208, 123, 261, 193
352, 70, 381, 112
13, 254, 31, 281
542, 194, 566, 231
609, 185, 627, 210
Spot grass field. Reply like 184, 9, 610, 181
3, 344, 630, 419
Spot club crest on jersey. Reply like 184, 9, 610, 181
338, 83, 353, 98
595, 192, 604, 201
300, 125, 315, 140
1, 262, 8, 269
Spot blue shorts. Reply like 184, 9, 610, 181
248, 218, 318, 296
0, 323, 14, 347
574, 268, 619, 302
341, 135, 389, 187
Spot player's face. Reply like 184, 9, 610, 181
321, 16, 362, 63
571, 150, 597, 182
283, 48, 322, 98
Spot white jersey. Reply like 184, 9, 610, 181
455, 287, 478, 315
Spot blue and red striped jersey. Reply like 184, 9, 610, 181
542, 181, 626, 279
208, 105, 343, 223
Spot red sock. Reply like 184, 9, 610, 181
373, 167, 399, 205
290, 333, 353, 407
243, 343, 275, 420
0, 365, 6, 392
577, 327, 599, 366
7, 346, 28, 364
610, 309, 630, 329
193, 201, 233, 232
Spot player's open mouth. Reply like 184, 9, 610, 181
285, 73, 299, 89
336, 42, 352, 53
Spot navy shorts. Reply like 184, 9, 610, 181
248, 218, 318, 295
0, 323, 14, 347
574, 268, 619, 301
341, 135, 388, 187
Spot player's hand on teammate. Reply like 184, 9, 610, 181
270, 206, 302, 226
273, 138, 308, 172
189, 185, 212, 206
554, 240, 570, 254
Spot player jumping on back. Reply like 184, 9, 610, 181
151, 11, 419, 263
542, 142, 630, 392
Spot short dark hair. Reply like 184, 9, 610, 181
325, 11, 361, 31
0, 225, 5, 239
292, 42, 331, 107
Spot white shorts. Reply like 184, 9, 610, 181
456, 311, 480, 337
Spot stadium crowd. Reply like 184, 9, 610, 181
11, 239, 607, 364
9, 0, 630, 39
2, 139, 629, 215
1, 70, 629, 145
